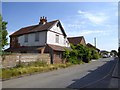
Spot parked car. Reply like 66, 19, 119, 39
102, 54, 108, 58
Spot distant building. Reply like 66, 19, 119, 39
5, 16, 70, 64
87, 43, 100, 53
100, 50, 110, 57
67, 36, 86, 46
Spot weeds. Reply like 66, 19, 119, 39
2, 61, 74, 80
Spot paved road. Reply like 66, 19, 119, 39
2, 57, 117, 88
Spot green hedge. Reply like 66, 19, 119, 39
64, 44, 100, 64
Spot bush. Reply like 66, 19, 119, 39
63, 44, 100, 64
90, 49, 99, 59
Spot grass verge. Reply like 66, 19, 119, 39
1, 59, 86, 80
1, 62, 73, 80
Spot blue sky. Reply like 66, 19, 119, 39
2, 2, 118, 51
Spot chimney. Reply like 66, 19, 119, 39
39, 16, 47, 25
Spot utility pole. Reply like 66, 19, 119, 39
94, 37, 96, 48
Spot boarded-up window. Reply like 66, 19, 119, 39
24, 34, 28, 42
56, 34, 59, 43
56, 52, 62, 58
35, 32, 39, 41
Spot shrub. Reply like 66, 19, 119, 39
90, 49, 99, 59
63, 44, 100, 64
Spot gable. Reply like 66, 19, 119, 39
87, 43, 100, 51
68, 36, 86, 46
49, 21, 66, 36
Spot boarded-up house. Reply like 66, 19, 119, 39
5, 16, 70, 64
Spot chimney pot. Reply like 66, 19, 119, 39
45, 17, 47, 20
39, 16, 47, 25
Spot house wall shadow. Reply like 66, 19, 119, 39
67, 58, 117, 89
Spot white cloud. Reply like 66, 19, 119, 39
79, 30, 104, 36
78, 10, 108, 24
66, 29, 106, 37
115, 11, 118, 16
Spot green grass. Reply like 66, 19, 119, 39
1, 60, 86, 80
2, 61, 73, 80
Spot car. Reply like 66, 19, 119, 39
102, 54, 108, 58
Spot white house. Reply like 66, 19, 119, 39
6, 16, 70, 64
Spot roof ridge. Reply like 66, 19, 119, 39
68, 36, 84, 38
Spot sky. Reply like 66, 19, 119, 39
2, 2, 119, 51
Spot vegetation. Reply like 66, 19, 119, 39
1, 61, 73, 80
110, 50, 118, 57
0, 14, 8, 53
1, 44, 100, 80
64, 44, 100, 64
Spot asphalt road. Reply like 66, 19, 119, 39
2, 57, 117, 88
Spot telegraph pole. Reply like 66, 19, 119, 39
94, 37, 96, 48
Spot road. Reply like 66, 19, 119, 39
2, 57, 117, 88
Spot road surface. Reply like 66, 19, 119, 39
2, 57, 117, 88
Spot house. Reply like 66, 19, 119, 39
67, 36, 86, 46
5, 16, 70, 64
87, 43, 100, 53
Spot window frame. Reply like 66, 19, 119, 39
35, 32, 39, 42
24, 34, 28, 42
55, 34, 59, 43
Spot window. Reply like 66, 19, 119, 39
56, 34, 59, 43
24, 34, 28, 42
56, 52, 62, 58
64, 37, 66, 45
35, 32, 39, 41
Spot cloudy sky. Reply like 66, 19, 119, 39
2, 2, 118, 51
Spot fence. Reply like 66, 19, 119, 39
1, 53, 51, 68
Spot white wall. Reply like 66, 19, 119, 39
50, 22, 63, 34
47, 23, 70, 47
18, 22, 70, 47
18, 31, 46, 46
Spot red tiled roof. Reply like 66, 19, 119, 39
47, 44, 70, 51
10, 20, 59, 36
67, 36, 85, 45
87, 43, 100, 51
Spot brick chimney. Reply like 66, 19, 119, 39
39, 16, 47, 25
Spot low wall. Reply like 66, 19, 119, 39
1, 53, 51, 68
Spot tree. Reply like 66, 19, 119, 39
110, 50, 118, 57
0, 14, 8, 50
91, 49, 99, 59
63, 49, 70, 62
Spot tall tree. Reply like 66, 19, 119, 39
110, 50, 118, 57
0, 14, 8, 50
